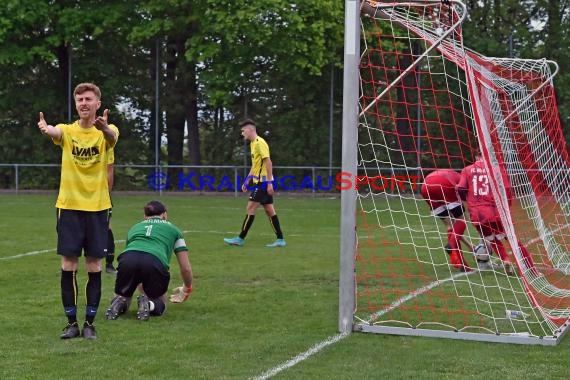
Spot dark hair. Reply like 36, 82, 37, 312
144, 200, 167, 216
238, 118, 256, 129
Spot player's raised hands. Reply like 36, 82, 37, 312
38, 112, 63, 139
38, 112, 49, 134
94, 109, 109, 131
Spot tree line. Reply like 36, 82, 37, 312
0, 1, 567, 189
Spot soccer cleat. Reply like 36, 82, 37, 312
477, 260, 493, 271
450, 251, 472, 272
266, 239, 286, 247
503, 261, 515, 276
137, 295, 150, 321
459, 264, 473, 273
224, 237, 245, 246
478, 260, 503, 271
105, 265, 117, 274
82, 322, 97, 340
449, 251, 462, 269
105, 296, 128, 320
60, 322, 80, 339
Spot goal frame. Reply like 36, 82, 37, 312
339, 0, 570, 346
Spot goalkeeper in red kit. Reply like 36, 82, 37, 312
421, 169, 472, 272
457, 153, 536, 276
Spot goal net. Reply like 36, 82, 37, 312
342, 0, 570, 345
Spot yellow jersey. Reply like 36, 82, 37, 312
250, 136, 271, 183
53, 121, 119, 211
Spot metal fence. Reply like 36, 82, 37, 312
0, 164, 345, 196
0, 163, 430, 197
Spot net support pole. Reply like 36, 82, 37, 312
339, 0, 360, 333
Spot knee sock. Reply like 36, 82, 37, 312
149, 298, 166, 316
447, 219, 466, 250
239, 214, 255, 239
518, 242, 537, 274
490, 239, 510, 262
270, 215, 284, 240
85, 271, 102, 324
61, 270, 78, 324
106, 228, 115, 266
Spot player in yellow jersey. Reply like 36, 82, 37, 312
38, 82, 119, 340
224, 119, 286, 247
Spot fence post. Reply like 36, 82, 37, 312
312, 167, 316, 197
15, 164, 19, 194
234, 167, 238, 198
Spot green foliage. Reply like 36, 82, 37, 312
0, 1, 568, 175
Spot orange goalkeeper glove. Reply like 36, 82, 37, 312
169, 284, 192, 303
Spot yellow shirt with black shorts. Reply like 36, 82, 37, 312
250, 136, 271, 184
53, 121, 119, 211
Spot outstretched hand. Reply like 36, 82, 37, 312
38, 112, 49, 134
94, 109, 109, 131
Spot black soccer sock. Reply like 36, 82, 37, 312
149, 298, 166, 316
238, 214, 255, 239
85, 271, 102, 324
61, 270, 78, 324
106, 229, 115, 266
270, 215, 284, 240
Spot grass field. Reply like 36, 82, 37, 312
0, 193, 569, 379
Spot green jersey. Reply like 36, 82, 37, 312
122, 217, 187, 269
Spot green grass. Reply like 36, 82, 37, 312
0, 193, 568, 379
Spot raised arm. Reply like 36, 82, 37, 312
94, 109, 117, 146
38, 112, 62, 141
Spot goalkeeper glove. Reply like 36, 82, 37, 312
169, 284, 192, 303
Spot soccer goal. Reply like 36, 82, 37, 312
339, 0, 570, 345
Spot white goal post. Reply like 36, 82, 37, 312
340, 0, 570, 345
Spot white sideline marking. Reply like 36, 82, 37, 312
252, 270, 473, 380
251, 224, 570, 378
0, 248, 56, 260
0, 229, 205, 260
0, 229, 312, 261
250, 332, 350, 380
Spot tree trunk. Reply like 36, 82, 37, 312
55, 43, 71, 121
185, 63, 201, 166
164, 37, 186, 189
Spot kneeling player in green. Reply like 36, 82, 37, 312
105, 200, 194, 321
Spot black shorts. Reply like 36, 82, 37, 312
435, 204, 464, 219
56, 209, 110, 258
249, 183, 274, 205
115, 251, 170, 299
